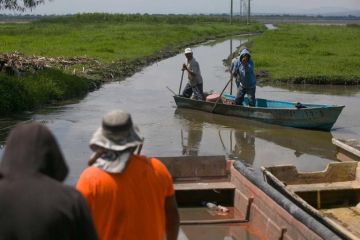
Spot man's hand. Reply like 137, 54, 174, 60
182, 63, 187, 71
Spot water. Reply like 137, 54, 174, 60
1, 36, 360, 185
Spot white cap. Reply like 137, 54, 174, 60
184, 48, 193, 54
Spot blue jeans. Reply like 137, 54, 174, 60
235, 86, 256, 106
182, 83, 204, 100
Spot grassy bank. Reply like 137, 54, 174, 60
0, 69, 99, 114
251, 24, 360, 84
0, 13, 265, 115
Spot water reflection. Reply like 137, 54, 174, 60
219, 129, 255, 166
0, 117, 32, 150
181, 122, 203, 156
174, 108, 337, 168
233, 130, 255, 165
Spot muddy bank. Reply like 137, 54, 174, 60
257, 75, 360, 85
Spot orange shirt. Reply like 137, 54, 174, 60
76, 155, 174, 240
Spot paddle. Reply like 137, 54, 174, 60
136, 140, 144, 154
166, 86, 177, 95
211, 76, 233, 113
178, 70, 185, 95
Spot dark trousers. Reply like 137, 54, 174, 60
235, 86, 256, 106
182, 83, 204, 100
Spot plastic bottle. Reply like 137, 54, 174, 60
216, 205, 229, 212
202, 202, 229, 212
203, 202, 217, 209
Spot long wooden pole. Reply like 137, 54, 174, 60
211, 76, 233, 113
178, 70, 185, 95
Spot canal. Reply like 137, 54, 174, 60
0, 36, 360, 185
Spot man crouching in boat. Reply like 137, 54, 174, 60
232, 48, 256, 106
181, 48, 205, 100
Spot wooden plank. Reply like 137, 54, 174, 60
336, 151, 360, 162
288, 181, 360, 192
175, 181, 235, 191
321, 208, 360, 240
264, 162, 358, 184
180, 218, 247, 225
157, 155, 227, 178
332, 138, 360, 161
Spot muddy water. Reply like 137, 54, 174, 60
1, 37, 360, 185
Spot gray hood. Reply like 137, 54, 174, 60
0, 123, 68, 181
239, 48, 251, 61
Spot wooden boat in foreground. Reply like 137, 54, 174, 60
173, 94, 344, 131
262, 161, 360, 240
157, 155, 344, 239
332, 138, 360, 162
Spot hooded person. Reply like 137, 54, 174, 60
0, 123, 98, 240
233, 48, 257, 106
76, 110, 179, 240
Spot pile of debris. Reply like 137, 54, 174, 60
0, 52, 100, 75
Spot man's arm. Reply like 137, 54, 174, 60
183, 61, 199, 77
165, 195, 180, 240
74, 191, 98, 240
230, 58, 239, 77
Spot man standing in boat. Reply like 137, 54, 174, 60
232, 48, 256, 106
181, 48, 205, 100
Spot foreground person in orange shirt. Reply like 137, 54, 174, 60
76, 110, 179, 240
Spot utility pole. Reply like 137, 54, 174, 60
230, 0, 233, 24
247, 0, 251, 24
239, 0, 242, 21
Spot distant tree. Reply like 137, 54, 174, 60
0, 0, 49, 11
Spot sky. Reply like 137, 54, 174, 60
3, 0, 360, 15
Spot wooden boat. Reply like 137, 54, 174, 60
332, 138, 360, 162
173, 94, 344, 131
262, 162, 360, 240
156, 155, 344, 239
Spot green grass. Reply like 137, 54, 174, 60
251, 24, 360, 84
0, 13, 264, 63
0, 69, 98, 115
